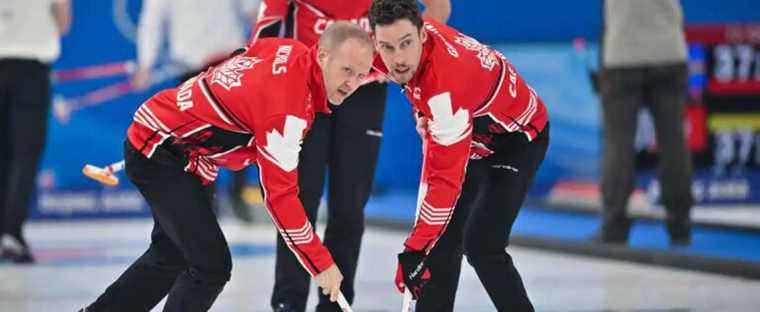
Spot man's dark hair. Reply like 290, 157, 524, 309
369, 0, 423, 30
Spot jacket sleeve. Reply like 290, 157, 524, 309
255, 113, 334, 275
404, 90, 473, 253
251, 0, 290, 41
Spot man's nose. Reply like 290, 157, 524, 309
344, 79, 356, 92
392, 54, 404, 66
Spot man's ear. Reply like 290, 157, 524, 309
420, 27, 428, 44
371, 33, 379, 49
317, 46, 329, 67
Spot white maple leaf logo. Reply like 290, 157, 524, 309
262, 115, 307, 172
427, 92, 471, 146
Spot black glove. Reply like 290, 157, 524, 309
395, 250, 431, 299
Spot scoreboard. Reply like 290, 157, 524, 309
636, 24, 760, 204
687, 24, 760, 175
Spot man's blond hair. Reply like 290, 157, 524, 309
318, 21, 373, 52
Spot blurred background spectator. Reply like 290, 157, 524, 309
594, 0, 694, 245
0, 0, 71, 264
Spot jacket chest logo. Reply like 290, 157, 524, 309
211, 56, 263, 90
